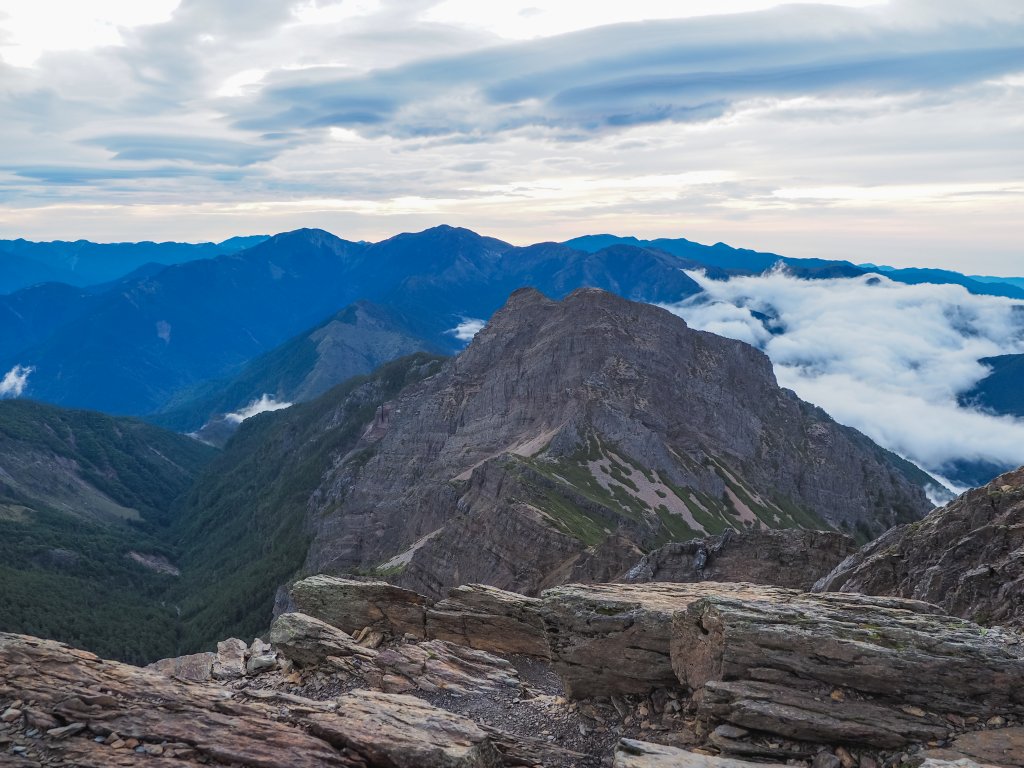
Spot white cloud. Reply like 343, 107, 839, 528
663, 271, 1024, 479
0, 365, 34, 398
223, 393, 292, 424
448, 318, 486, 341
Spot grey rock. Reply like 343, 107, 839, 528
540, 581, 791, 698
302, 289, 932, 598
290, 575, 431, 637
306, 689, 503, 767
816, 466, 1024, 630
426, 584, 549, 657
672, 590, 1024, 747
614, 738, 788, 767
268, 611, 378, 668
626, 529, 856, 590
146, 651, 216, 682
211, 637, 247, 680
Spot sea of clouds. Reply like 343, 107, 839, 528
0, 365, 33, 398
664, 270, 1024, 491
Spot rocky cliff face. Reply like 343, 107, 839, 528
303, 288, 932, 597
816, 466, 1024, 629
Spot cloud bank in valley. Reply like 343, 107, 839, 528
0, 365, 34, 398
663, 271, 1024, 487
224, 394, 292, 424
448, 318, 486, 342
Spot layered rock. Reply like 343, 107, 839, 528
290, 575, 431, 637
816, 467, 1024, 630
304, 288, 932, 598
426, 584, 549, 657
306, 690, 503, 768
625, 529, 856, 590
614, 739, 788, 768
539, 582, 780, 698
672, 591, 1024, 747
268, 611, 379, 668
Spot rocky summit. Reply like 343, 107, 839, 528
816, 466, 1024, 630
3, 576, 1023, 767
303, 287, 932, 597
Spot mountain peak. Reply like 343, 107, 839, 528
302, 288, 931, 596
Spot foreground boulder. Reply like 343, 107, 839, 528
290, 575, 432, 637
614, 739, 788, 768
426, 584, 549, 657
0, 632, 510, 767
306, 690, 503, 768
673, 590, 1024, 747
269, 611, 379, 668
625, 529, 856, 590
816, 467, 1024, 630
540, 582, 786, 697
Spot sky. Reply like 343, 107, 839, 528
0, 0, 1022, 273
664, 270, 1024, 492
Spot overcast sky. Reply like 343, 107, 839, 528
0, 0, 1021, 272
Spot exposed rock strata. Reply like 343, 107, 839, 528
614, 738, 788, 768
539, 582, 781, 698
426, 584, 550, 657
290, 575, 431, 637
672, 591, 1024, 747
625, 529, 856, 589
816, 467, 1024, 630
303, 289, 932, 597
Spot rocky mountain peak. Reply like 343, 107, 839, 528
302, 288, 931, 597
816, 464, 1024, 629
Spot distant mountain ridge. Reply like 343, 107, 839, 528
1, 226, 705, 417
0, 235, 268, 293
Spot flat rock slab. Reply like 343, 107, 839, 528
672, 591, 1024, 747
269, 611, 379, 669
146, 651, 215, 682
291, 575, 433, 637
212, 637, 247, 680
308, 689, 503, 768
922, 727, 1024, 767
540, 582, 801, 698
376, 639, 521, 696
427, 584, 549, 657
614, 738, 788, 768
0, 632, 353, 767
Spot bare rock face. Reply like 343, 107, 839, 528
671, 590, 1024, 748
923, 726, 1024, 767
145, 651, 215, 682
816, 466, 1024, 630
290, 575, 432, 637
303, 288, 932, 598
375, 640, 521, 696
306, 690, 504, 768
211, 637, 248, 680
625, 529, 856, 590
539, 582, 789, 698
614, 738, 788, 768
426, 584, 550, 657
269, 611, 379, 669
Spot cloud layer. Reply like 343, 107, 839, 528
223, 394, 292, 424
0, 365, 34, 398
0, 1, 1021, 271
664, 271, 1024, 486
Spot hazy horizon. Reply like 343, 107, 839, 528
1, 0, 1022, 272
